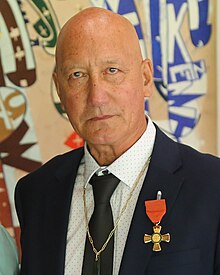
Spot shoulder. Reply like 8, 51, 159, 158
177, 141, 220, 171
22, 147, 83, 176
34, 147, 84, 173
155, 125, 219, 163
156, 125, 220, 165
16, 147, 84, 191
154, 125, 220, 178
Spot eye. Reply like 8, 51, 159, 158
69, 71, 84, 79
106, 67, 119, 74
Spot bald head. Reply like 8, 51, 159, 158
53, 7, 153, 162
55, 7, 143, 69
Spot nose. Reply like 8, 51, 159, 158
87, 75, 109, 107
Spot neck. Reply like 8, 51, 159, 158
88, 125, 147, 166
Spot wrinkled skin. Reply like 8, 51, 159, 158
53, 7, 153, 165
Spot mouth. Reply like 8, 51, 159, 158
89, 115, 114, 121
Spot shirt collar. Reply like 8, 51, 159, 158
84, 116, 156, 187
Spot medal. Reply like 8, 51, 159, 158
144, 191, 170, 251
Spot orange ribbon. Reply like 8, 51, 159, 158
145, 199, 166, 224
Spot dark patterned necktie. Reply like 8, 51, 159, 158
82, 172, 120, 275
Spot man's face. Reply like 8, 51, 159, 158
54, 20, 153, 151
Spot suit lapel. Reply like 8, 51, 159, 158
119, 127, 184, 275
42, 148, 84, 274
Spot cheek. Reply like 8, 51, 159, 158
123, 83, 144, 105
61, 92, 80, 117
122, 86, 145, 117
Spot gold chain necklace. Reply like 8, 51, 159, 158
83, 156, 151, 262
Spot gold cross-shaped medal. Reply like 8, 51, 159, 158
144, 224, 170, 251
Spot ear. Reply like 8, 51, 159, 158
141, 58, 154, 98
52, 70, 65, 111
53, 71, 61, 98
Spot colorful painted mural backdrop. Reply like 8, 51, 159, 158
0, 0, 216, 249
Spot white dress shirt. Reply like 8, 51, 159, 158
65, 116, 156, 275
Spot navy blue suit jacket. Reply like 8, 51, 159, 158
15, 127, 220, 275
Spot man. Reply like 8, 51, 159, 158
15, 7, 220, 275
0, 225, 19, 274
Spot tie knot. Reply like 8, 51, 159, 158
90, 173, 120, 204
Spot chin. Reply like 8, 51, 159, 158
88, 133, 117, 146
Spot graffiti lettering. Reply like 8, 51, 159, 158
0, 0, 36, 87
0, 120, 41, 172
148, 0, 211, 140
169, 60, 206, 83
0, 87, 26, 142
26, 0, 59, 54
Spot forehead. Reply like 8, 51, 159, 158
67, 25, 128, 49
56, 12, 142, 70
58, 31, 134, 67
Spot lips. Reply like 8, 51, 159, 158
89, 115, 114, 121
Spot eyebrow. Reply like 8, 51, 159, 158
60, 58, 127, 74
61, 64, 84, 75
